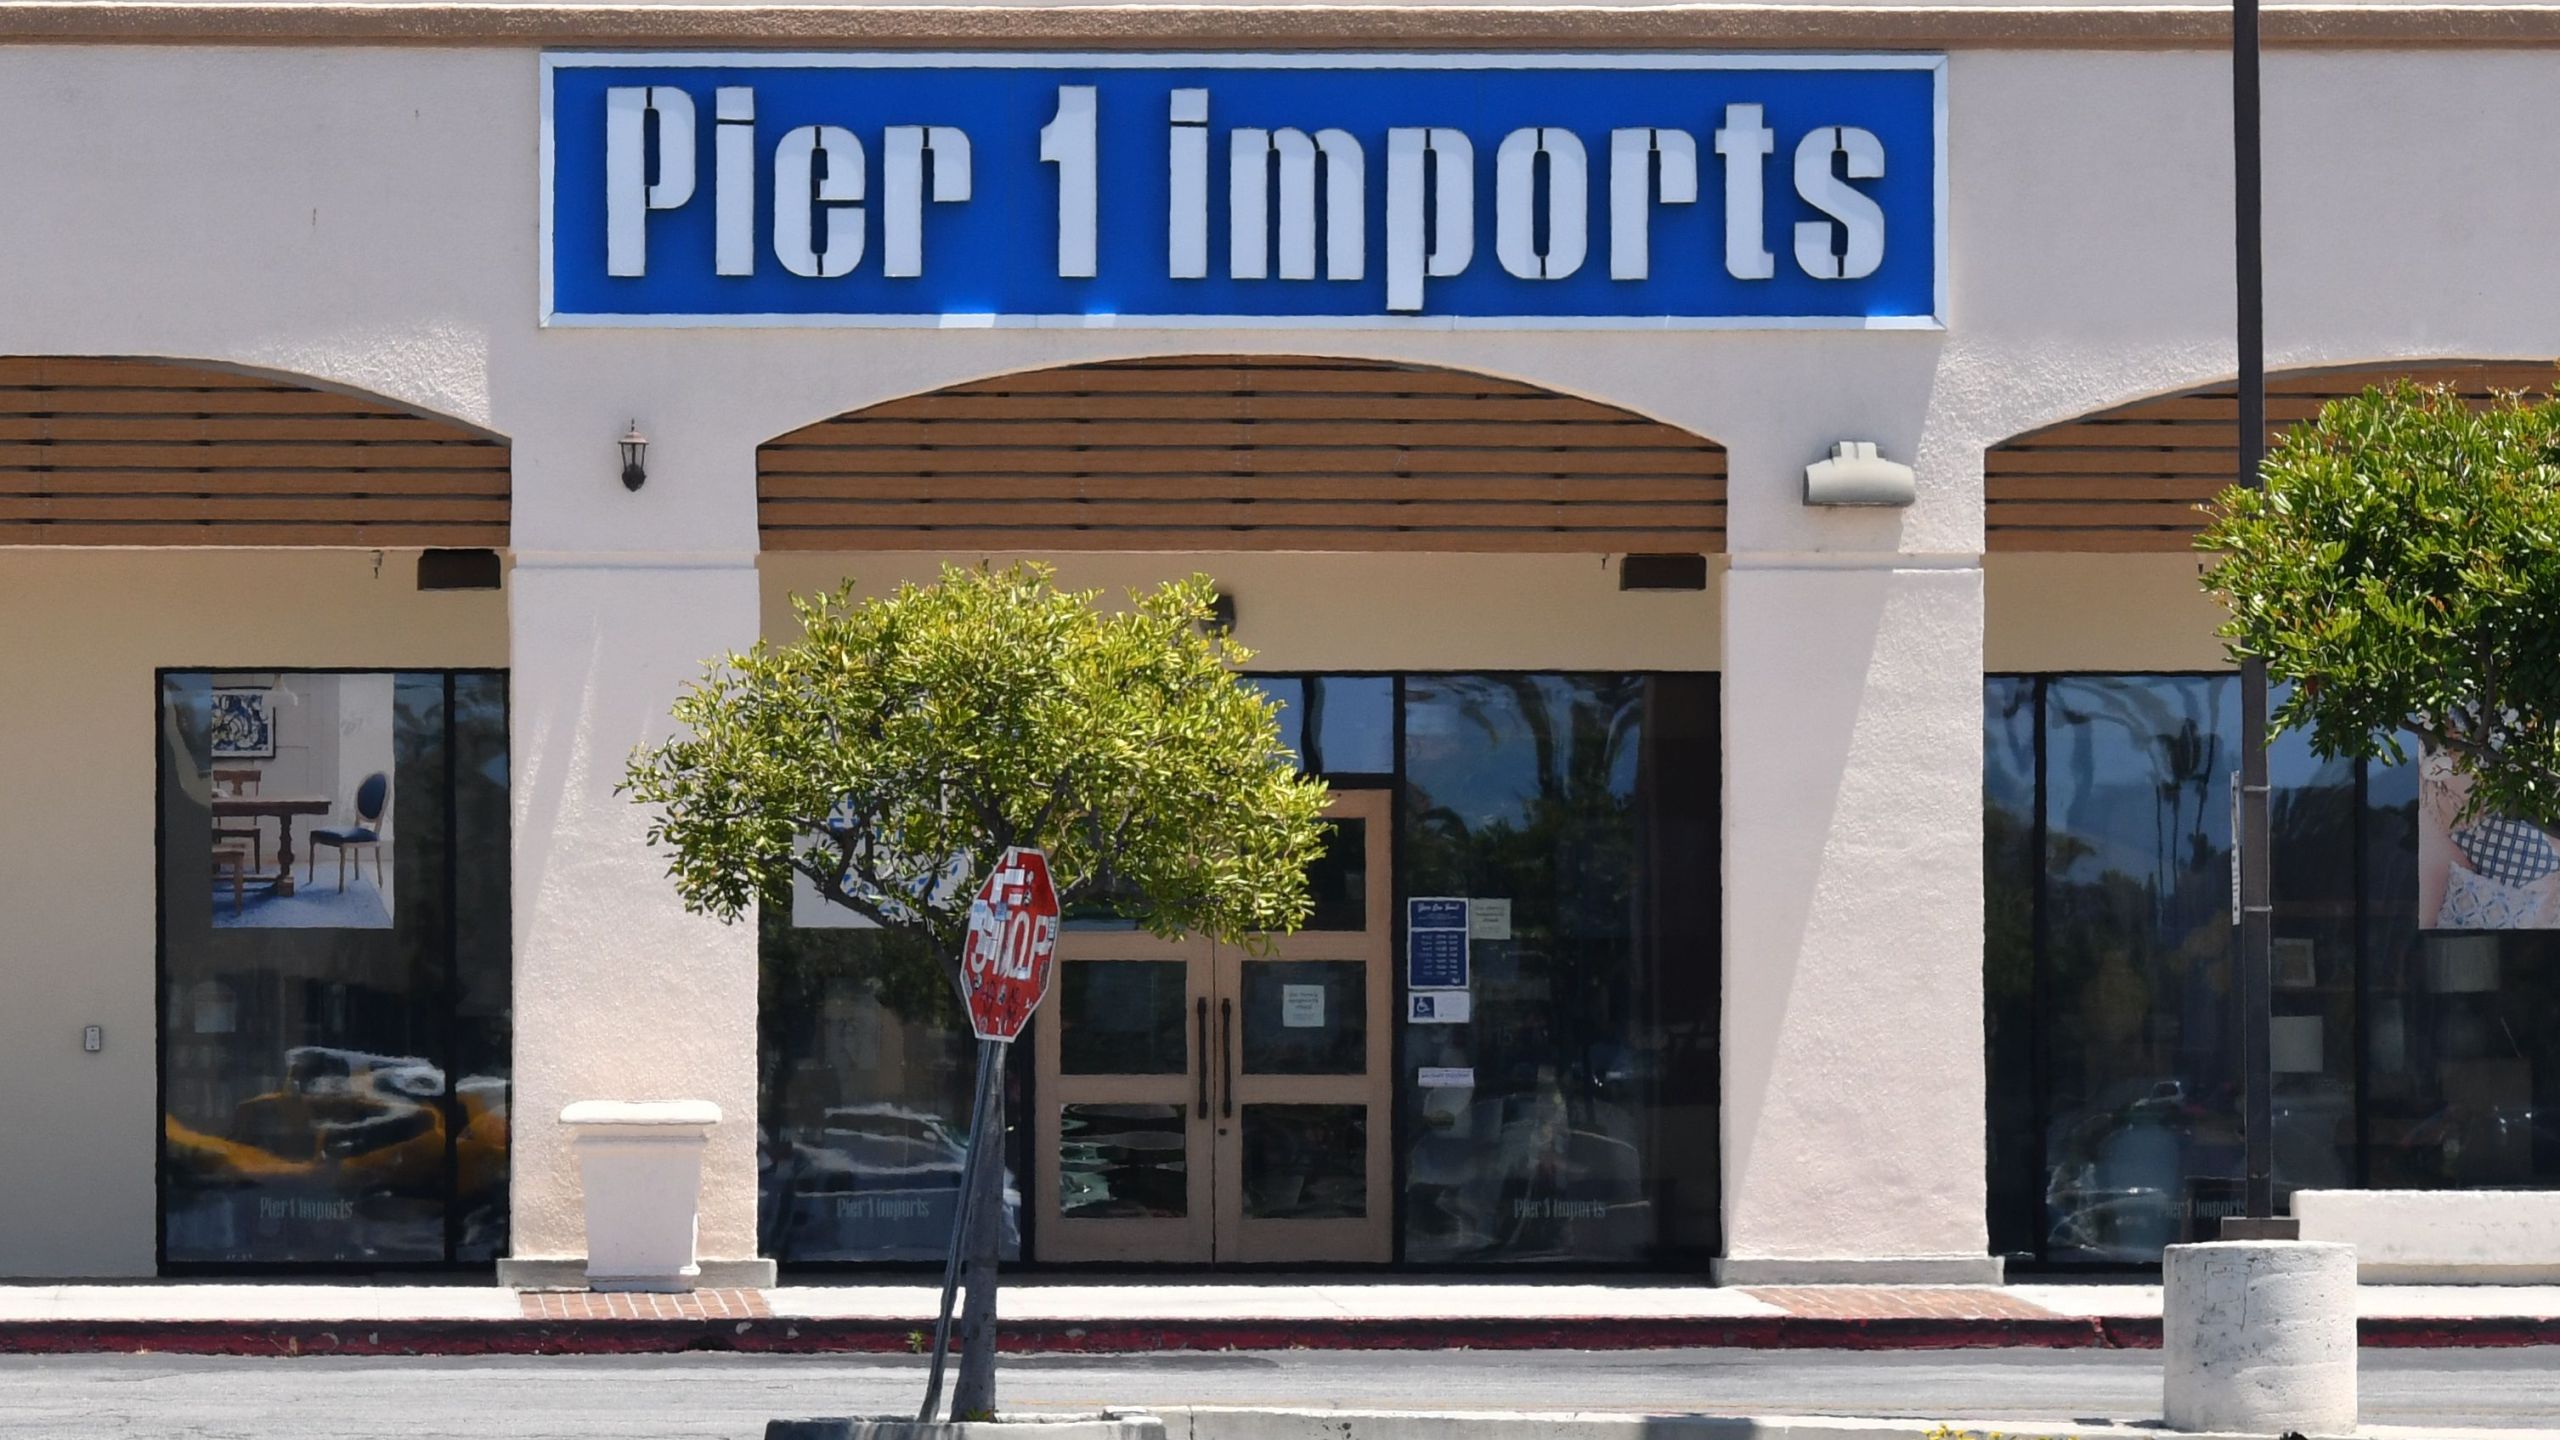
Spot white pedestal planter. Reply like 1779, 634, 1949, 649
2162, 1240, 2357, 1436
561, 1100, 721, 1293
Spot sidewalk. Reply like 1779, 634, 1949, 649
1, 1278, 2557, 1355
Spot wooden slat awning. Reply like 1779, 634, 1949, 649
1987, 361, 2559, 553
757, 356, 1726, 553
0, 356, 509, 547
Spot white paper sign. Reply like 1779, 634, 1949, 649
1281, 984, 1326, 1029
1418, 1066, 1476, 1088
1407, 990, 1472, 1024
1468, 898, 1513, 941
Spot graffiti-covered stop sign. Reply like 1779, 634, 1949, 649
959, 848, 1061, 1043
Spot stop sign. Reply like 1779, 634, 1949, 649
959, 847, 1062, 1042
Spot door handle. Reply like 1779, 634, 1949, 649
1219, 997, 1235, 1119
1195, 997, 1210, 1119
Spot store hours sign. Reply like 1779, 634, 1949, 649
543, 53, 1943, 329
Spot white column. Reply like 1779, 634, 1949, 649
502, 553, 766, 1286
1715, 435, 1997, 1284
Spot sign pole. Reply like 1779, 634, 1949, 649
919, 845, 1061, 1422
918, 1038, 1002, 1423
2231, 0, 2279, 1230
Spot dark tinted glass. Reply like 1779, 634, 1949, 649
1303, 819, 1369, 932
1239, 959, 1365, 1074
1398, 673, 1719, 1266
1990, 675, 2366, 1266
2267, 715, 2359, 1200
449, 673, 514, 1261
1982, 676, 2040, 1259
1058, 1103, 1187, 1218
757, 923, 1024, 1263
1059, 960, 1189, 1075
2038, 675, 2243, 1262
2364, 748, 2560, 1189
1241, 1105, 1366, 1219
159, 671, 508, 1266
1249, 678, 1306, 763
1305, 677, 1394, 774
1245, 675, 1393, 777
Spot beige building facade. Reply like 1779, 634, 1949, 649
2, 3, 2555, 1284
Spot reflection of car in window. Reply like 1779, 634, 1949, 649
163, 1045, 465, 1199
760, 1105, 1021, 1262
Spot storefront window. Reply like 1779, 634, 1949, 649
758, 920, 1026, 1264
2363, 757, 2560, 1189
1248, 674, 1395, 776
1983, 677, 2041, 1256
1988, 673, 2535, 1269
760, 669, 1717, 1271
1400, 673, 1718, 1267
157, 670, 510, 1267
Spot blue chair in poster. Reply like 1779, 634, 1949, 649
308, 772, 390, 892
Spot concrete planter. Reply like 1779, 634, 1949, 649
769, 1415, 1164, 1440
2162, 1239, 2357, 1436
561, 1099, 721, 1293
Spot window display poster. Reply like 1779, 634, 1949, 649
2419, 743, 2560, 929
207, 673, 396, 931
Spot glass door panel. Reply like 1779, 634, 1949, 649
1032, 935, 1215, 1261
1032, 790, 1392, 1264
1215, 789, 1393, 1264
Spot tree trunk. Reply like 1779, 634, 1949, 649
949, 1078, 1006, 1420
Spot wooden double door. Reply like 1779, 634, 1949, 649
1032, 791, 1391, 1264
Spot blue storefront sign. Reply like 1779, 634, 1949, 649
543, 53, 1943, 328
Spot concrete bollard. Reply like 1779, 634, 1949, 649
2162, 1240, 2357, 1436
561, 1100, 721, 1293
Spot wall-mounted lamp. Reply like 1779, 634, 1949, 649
1803, 440, 1916, 508
1208, 590, 1239, 633
619, 421, 650, 492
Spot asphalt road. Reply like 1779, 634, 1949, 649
2, 1348, 2556, 1439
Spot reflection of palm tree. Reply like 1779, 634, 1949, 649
1409, 676, 1643, 1134
2052, 681, 2227, 930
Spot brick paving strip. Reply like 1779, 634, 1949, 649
521, 1289, 773, 1322
1743, 1287, 2060, 1321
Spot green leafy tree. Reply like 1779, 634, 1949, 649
2199, 379, 2560, 826
622, 562, 1329, 1418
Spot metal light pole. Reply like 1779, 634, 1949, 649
2230, 0, 2285, 1234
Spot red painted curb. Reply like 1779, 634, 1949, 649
0, 1313, 2545, 1357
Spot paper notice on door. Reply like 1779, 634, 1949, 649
1281, 984, 1326, 1028
1418, 1066, 1475, 1088
1468, 899, 1512, 941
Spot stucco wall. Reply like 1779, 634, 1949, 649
1986, 553, 2232, 674
759, 553, 1721, 672
0, 549, 504, 1278
507, 558, 763, 1271
4, 40, 2559, 1277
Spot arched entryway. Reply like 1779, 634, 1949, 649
0, 356, 507, 546
1986, 360, 2553, 552
752, 355, 1725, 1275
756, 354, 1725, 553
1981, 359, 2560, 1270
0, 356, 514, 1277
